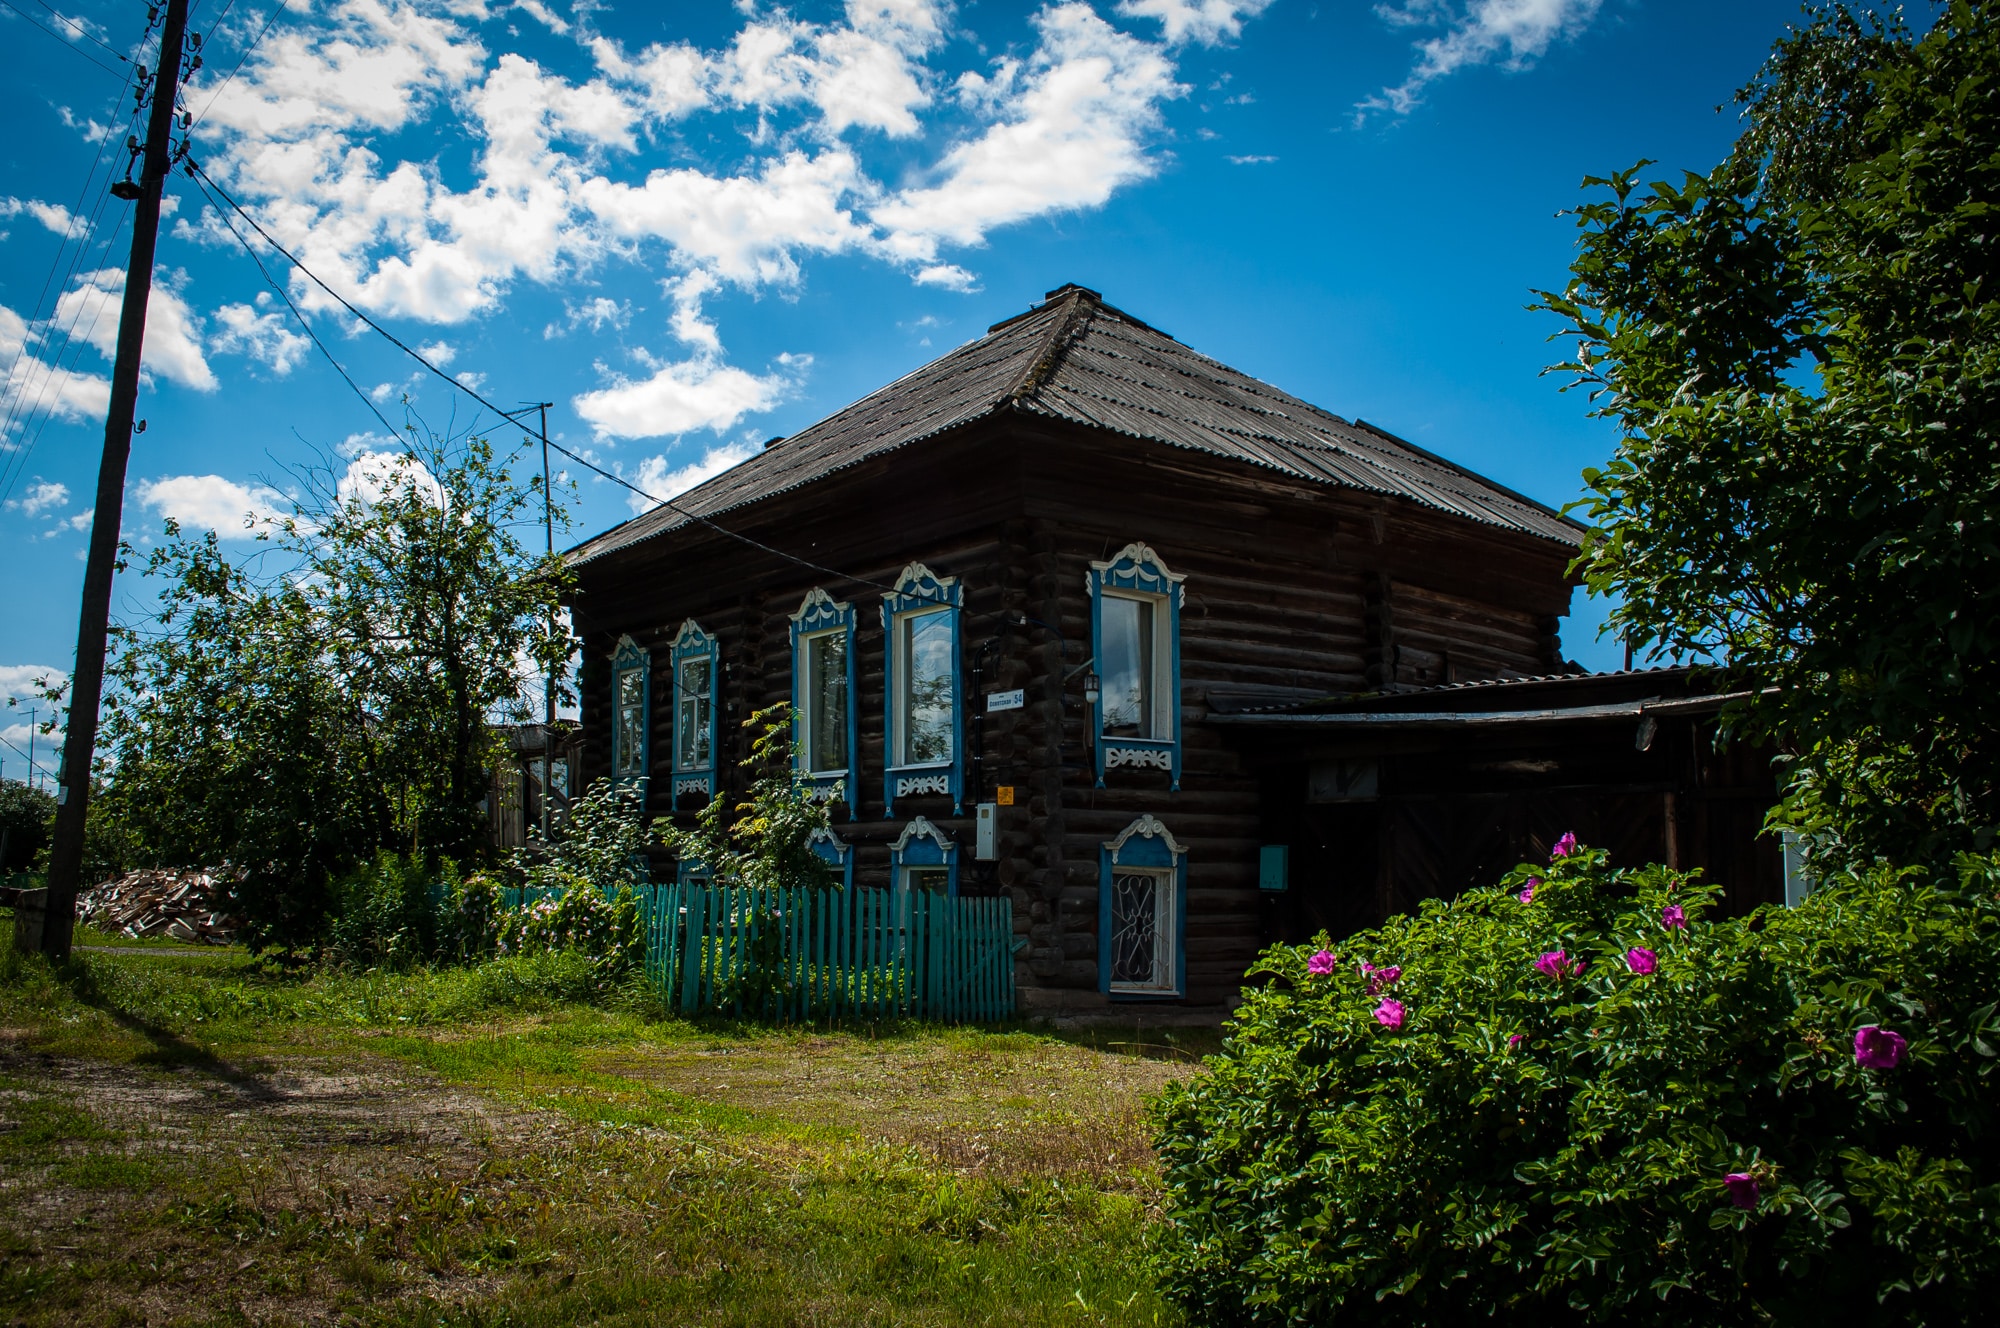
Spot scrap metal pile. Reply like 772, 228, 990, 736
79, 868, 239, 944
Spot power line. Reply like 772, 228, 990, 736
186, 171, 405, 441
186, 158, 924, 602
0, 0, 127, 76
189, 1, 280, 130
32, 0, 130, 63
0, 54, 147, 500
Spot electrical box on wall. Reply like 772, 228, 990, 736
975, 803, 998, 860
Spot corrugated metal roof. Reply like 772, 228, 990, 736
569, 285, 1582, 565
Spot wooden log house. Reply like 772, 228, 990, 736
566, 283, 1766, 1016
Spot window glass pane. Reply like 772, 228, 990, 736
900, 610, 954, 764
676, 657, 712, 770
1110, 869, 1173, 989
1100, 594, 1154, 738
903, 866, 950, 894
808, 631, 848, 771
615, 670, 645, 775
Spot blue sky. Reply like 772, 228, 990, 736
0, 0, 1823, 779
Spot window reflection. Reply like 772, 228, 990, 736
1100, 593, 1155, 738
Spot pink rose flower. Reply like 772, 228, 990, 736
1626, 947, 1658, 975
1853, 1025, 1908, 1069
1365, 964, 1401, 995
1519, 877, 1539, 904
1533, 949, 1584, 979
1374, 999, 1405, 1030
1723, 1173, 1760, 1210
1551, 832, 1578, 859
1307, 949, 1337, 976
1507, 1033, 1525, 1048
1662, 903, 1686, 929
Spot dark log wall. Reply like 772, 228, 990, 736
571, 420, 1580, 1011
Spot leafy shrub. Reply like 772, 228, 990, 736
0, 778, 54, 874
496, 878, 643, 990
660, 705, 837, 893
326, 852, 451, 968
1152, 842, 2000, 1326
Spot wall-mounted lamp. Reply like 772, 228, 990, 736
1081, 672, 1100, 706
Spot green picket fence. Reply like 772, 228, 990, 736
644, 883, 1017, 1022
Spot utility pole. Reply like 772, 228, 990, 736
536, 401, 556, 842
31, 0, 192, 959
25, 709, 37, 795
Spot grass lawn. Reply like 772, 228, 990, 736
0, 927, 1208, 1326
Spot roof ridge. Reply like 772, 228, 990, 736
1002, 286, 1098, 408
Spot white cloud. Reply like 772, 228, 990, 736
53, 270, 217, 392
5, 480, 69, 518
335, 448, 445, 507
626, 441, 758, 513
1226, 153, 1276, 163
0, 300, 111, 432
1115, 0, 1275, 46
579, 148, 873, 288
416, 339, 456, 367
209, 303, 311, 375
546, 296, 631, 338
1362, 0, 1603, 116
169, 0, 1273, 427
0, 197, 80, 236
135, 474, 282, 536
872, 5, 1184, 262
0, 664, 64, 707
575, 349, 802, 442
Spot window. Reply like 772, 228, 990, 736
670, 621, 719, 803
789, 589, 858, 813
1098, 814, 1187, 999
882, 563, 964, 813
897, 611, 954, 762
808, 828, 855, 890
1099, 593, 1159, 738
805, 630, 849, 771
890, 816, 958, 898
1088, 543, 1185, 789
1109, 869, 1176, 991
610, 634, 650, 781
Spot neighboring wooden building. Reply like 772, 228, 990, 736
566, 283, 1597, 1015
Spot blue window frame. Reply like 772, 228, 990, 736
890, 816, 958, 898
670, 620, 719, 806
1087, 543, 1185, 789
881, 562, 964, 815
789, 588, 859, 815
808, 828, 855, 890
1097, 814, 1187, 999
610, 633, 651, 785
676, 855, 713, 888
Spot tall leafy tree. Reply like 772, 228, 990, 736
1537, 2, 1999, 867
100, 426, 574, 948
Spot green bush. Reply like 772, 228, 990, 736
1152, 842, 2000, 1326
327, 852, 453, 968
496, 878, 643, 991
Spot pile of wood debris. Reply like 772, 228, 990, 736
79, 869, 239, 944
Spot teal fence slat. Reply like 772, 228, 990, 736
626, 880, 1013, 1025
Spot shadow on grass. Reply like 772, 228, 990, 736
22, 946, 288, 1103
